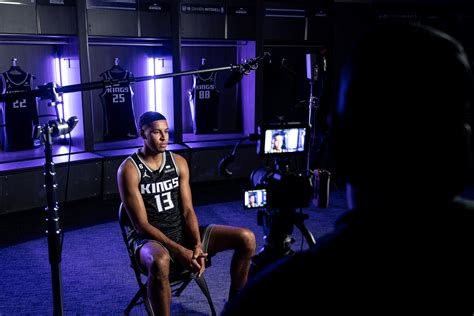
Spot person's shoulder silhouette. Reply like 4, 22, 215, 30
333, 23, 472, 200
223, 23, 474, 316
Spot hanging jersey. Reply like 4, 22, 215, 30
1, 72, 39, 151
99, 70, 138, 142
128, 150, 184, 244
189, 71, 220, 134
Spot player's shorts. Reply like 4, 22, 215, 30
128, 224, 215, 274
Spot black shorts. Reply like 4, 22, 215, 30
128, 224, 215, 274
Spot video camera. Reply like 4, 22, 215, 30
217, 118, 330, 274
231, 120, 332, 274
243, 122, 313, 210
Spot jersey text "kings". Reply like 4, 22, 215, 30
194, 84, 215, 90
141, 177, 178, 194
105, 86, 130, 93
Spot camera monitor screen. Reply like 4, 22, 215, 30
260, 124, 308, 156
243, 189, 267, 209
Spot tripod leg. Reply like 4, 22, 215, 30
294, 220, 316, 247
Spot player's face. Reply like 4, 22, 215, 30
273, 135, 283, 150
142, 120, 169, 153
249, 195, 255, 204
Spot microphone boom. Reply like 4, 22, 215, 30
223, 52, 271, 89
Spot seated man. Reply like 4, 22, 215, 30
117, 111, 256, 316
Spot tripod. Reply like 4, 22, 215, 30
251, 206, 316, 273
250, 158, 316, 274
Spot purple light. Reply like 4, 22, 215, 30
146, 57, 155, 112
146, 57, 174, 125
52, 57, 64, 119
52, 56, 83, 140
60, 58, 78, 121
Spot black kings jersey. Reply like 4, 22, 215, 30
1, 72, 39, 151
128, 150, 184, 244
189, 72, 220, 134
99, 70, 138, 142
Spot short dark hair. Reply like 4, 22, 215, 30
139, 111, 167, 128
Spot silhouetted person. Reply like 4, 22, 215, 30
118, 111, 256, 316
223, 23, 474, 315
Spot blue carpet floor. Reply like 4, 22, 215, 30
0, 183, 347, 315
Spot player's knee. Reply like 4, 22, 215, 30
149, 252, 171, 279
239, 228, 256, 252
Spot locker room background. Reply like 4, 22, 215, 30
0, 0, 473, 215
1, 1, 474, 314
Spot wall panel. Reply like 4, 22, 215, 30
37, 5, 77, 35
87, 9, 138, 37
0, 4, 37, 34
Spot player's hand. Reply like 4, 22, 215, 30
176, 246, 202, 271
193, 244, 208, 277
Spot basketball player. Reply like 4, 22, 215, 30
247, 194, 257, 208
1, 69, 39, 151
270, 132, 286, 153
99, 65, 138, 142
188, 59, 220, 134
117, 111, 256, 316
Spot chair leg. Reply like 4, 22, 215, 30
124, 289, 142, 315
193, 275, 217, 316
125, 286, 154, 316
173, 278, 193, 297
143, 289, 154, 316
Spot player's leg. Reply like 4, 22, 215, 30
139, 241, 173, 316
205, 225, 256, 299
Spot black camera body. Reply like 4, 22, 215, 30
243, 122, 312, 210
248, 167, 312, 210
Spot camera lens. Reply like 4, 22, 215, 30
250, 167, 271, 187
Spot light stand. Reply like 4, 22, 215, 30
305, 52, 326, 171
34, 117, 79, 316
42, 124, 63, 316
305, 53, 332, 209
0, 55, 268, 315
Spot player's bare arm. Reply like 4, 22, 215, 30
174, 153, 208, 275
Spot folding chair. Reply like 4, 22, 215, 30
118, 203, 217, 316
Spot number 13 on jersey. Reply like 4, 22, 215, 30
154, 192, 174, 212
